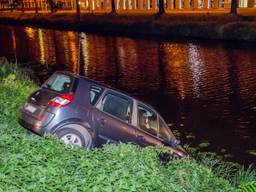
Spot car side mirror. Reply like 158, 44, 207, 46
170, 139, 181, 147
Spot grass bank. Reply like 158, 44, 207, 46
0, 61, 255, 191
0, 13, 256, 41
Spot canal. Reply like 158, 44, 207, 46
0, 25, 255, 165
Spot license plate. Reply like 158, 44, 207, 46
25, 104, 36, 113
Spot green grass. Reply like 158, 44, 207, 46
0, 62, 255, 192
0, 61, 37, 135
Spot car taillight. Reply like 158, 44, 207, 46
48, 94, 75, 108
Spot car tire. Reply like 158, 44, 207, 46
55, 124, 93, 149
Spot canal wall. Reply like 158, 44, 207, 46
0, 13, 256, 41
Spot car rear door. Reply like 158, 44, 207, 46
92, 91, 136, 144
134, 103, 163, 147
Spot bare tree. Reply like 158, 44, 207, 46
230, 0, 237, 14
46, 0, 54, 12
76, 0, 80, 20
21, 0, 24, 12
158, 0, 165, 16
111, 0, 116, 14
46, 0, 62, 13
34, 0, 38, 13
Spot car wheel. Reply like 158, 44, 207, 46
55, 125, 93, 148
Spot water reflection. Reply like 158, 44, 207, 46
11, 29, 17, 61
188, 43, 203, 99
38, 29, 45, 64
162, 43, 190, 100
0, 25, 256, 165
80, 33, 89, 75
25, 27, 36, 40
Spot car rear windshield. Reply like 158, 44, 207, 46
43, 73, 74, 93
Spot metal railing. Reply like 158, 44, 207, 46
0, 0, 234, 13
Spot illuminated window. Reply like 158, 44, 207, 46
198, 0, 203, 8
190, 0, 194, 8
180, 0, 184, 8
220, 0, 224, 8
209, 0, 214, 8
142, 0, 145, 8
128, 0, 132, 9
239, 0, 248, 7
117, 0, 120, 8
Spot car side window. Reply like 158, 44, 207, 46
90, 86, 102, 105
101, 93, 132, 123
159, 118, 171, 141
138, 105, 158, 136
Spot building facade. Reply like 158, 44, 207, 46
0, 0, 256, 15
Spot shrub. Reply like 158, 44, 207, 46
0, 61, 36, 135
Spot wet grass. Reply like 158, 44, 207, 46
0, 61, 255, 191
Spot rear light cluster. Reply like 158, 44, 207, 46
48, 94, 75, 108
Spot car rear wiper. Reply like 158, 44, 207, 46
42, 83, 52, 89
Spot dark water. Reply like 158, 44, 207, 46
1, 25, 256, 165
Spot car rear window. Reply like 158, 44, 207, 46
43, 73, 73, 93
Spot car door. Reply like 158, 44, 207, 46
92, 91, 136, 144
135, 103, 163, 147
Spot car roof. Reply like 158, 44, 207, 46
55, 71, 127, 94
55, 71, 159, 114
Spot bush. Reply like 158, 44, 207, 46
0, 61, 254, 191
0, 61, 36, 135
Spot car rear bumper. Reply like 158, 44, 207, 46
18, 109, 55, 135
18, 116, 42, 135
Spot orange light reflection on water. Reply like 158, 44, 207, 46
67, 32, 78, 74
80, 33, 90, 76
11, 29, 16, 54
25, 27, 36, 40
38, 29, 45, 65
162, 43, 189, 100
